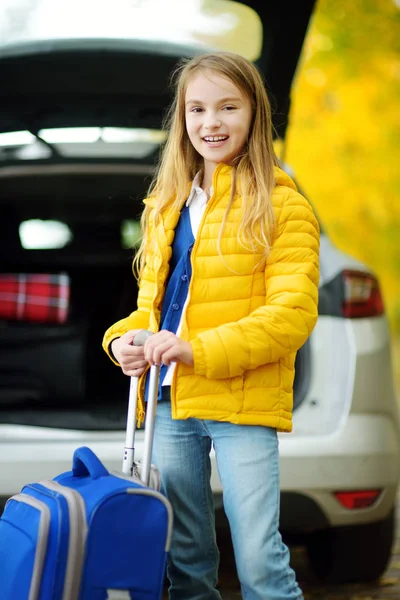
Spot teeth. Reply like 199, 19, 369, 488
204, 136, 228, 142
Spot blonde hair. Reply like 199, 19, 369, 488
134, 51, 279, 277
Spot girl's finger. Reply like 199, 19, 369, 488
120, 345, 145, 358
143, 342, 162, 365
144, 330, 174, 348
122, 366, 147, 377
159, 347, 180, 366
131, 359, 148, 369
120, 359, 148, 371
147, 339, 178, 365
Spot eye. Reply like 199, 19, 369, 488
190, 107, 203, 113
223, 105, 237, 111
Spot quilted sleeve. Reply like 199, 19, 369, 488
190, 191, 320, 379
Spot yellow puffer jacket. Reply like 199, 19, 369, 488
103, 164, 320, 432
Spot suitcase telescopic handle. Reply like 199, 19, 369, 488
122, 330, 160, 486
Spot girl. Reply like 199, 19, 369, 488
103, 51, 319, 600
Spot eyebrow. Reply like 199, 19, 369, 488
185, 96, 242, 106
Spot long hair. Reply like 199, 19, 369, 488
134, 51, 279, 277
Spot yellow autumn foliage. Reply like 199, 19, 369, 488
283, 0, 400, 393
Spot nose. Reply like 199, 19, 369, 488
204, 112, 221, 130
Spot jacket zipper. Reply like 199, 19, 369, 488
171, 164, 226, 418
136, 218, 165, 426
137, 192, 191, 427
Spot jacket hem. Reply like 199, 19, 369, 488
173, 407, 293, 432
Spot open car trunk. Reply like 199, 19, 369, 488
0, 1, 316, 429
0, 2, 316, 138
0, 166, 145, 429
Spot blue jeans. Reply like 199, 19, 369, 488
152, 399, 303, 600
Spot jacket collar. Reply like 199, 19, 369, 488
143, 163, 234, 210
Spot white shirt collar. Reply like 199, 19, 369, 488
186, 171, 213, 207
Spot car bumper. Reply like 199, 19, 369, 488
279, 413, 400, 530
1, 413, 399, 532
213, 413, 400, 532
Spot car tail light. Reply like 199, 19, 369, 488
334, 490, 381, 509
342, 269, 384, 318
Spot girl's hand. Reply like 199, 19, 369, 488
143, 330, 194, 367
111, 330, 148, 377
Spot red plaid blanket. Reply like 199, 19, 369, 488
0, 273, 70, 323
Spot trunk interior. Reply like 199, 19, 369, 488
0, 165, 146, 430
0, 164, 309, 430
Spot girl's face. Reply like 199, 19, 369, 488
185, 69, 252, 175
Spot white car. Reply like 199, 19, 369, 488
0, 0, 399, 585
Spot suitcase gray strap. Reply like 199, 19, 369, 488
122, 330, 160, 487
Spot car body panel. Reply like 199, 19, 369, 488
1, 411, 398, 530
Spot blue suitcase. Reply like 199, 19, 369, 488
0, 335, 172, 600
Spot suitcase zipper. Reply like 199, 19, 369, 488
7, 493, 51, 600
39, 481, 88, 600
126, 488, 174, 551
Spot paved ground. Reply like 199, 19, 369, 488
216, 498, 400, 599
164, 495, 400, 599
216, 536, 400, 599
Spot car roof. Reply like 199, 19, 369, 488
0, 1, 316, 139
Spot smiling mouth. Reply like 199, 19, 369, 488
203, 135, 228, 142
202, 135, 229, 147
